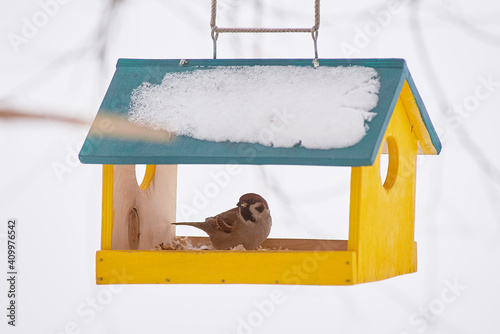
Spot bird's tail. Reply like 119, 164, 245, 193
171, 222, 203, 226
171, 222, 209, 233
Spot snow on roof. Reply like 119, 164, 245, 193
127, 65, 380, 150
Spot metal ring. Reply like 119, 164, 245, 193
211, 28, 219, 59
311, 30, 319, 60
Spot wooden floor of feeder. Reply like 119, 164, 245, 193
95, 237, 417, 285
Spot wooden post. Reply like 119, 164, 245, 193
348, 97, 418, 283
111, 165, 177, 250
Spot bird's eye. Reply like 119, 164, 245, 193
249, 199, 255, 204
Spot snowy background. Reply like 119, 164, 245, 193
1, 0, 499, 333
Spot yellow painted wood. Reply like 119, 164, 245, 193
349, 96, 418, 283
96, 248, 357, 285
139, 165, 156, 190
400, 80, 438, 155
101, 165, 114, 250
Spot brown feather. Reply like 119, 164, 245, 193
207, 207, 238, 234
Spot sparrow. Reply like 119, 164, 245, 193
172, 193, 272, 250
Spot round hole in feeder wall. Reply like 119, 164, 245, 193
379, 136, 398, 190
135, 164, 155, 190
135, 164, 147, 186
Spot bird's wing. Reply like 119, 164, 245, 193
206, 207, 238, 234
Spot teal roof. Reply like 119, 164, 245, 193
79, 58, 441, 166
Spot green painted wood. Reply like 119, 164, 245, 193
79, 58, 441, 166
402, 65, 442, 154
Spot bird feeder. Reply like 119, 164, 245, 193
79, 58, 441, 285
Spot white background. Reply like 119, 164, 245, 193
1, 0, 499, 333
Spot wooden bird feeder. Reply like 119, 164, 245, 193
79, 58, 441, 285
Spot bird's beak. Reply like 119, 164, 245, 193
237, 202, 248, 208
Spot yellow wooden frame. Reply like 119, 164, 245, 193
349, 96, 418, 283
101, 165, 114, 251
97, 247, 357, 285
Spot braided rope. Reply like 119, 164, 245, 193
210, 0, 320, 60
216, 27, 313, 33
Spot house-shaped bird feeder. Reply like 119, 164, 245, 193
79, 58, 441, 285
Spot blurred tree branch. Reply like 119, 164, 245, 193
0, 108, 90, 125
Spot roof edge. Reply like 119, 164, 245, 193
115, 58, 408, 69
400, 62, 442, 155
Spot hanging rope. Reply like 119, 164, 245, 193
210, 0, 320, 63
